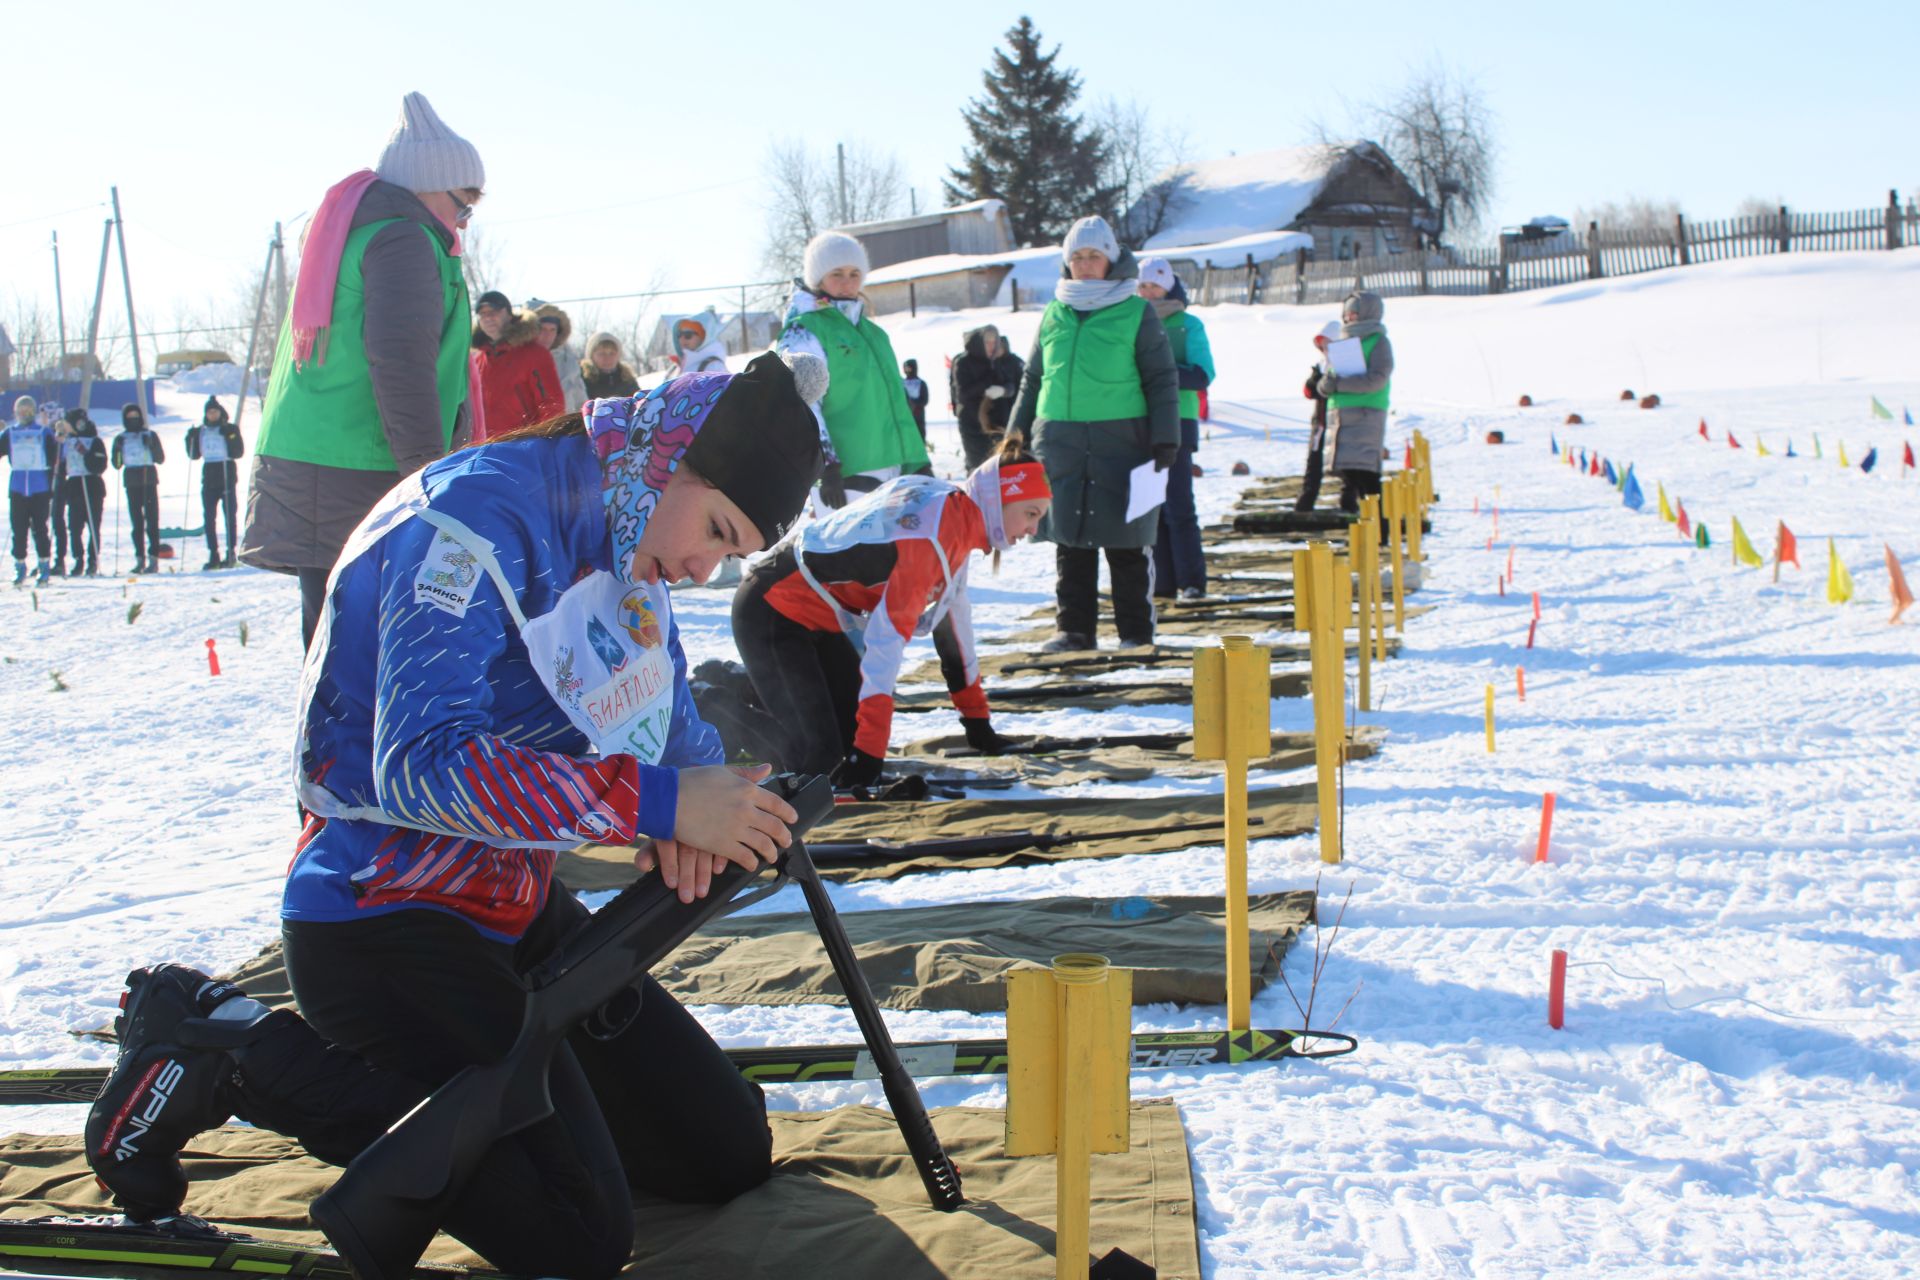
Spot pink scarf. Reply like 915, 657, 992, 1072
291, 170, 465, 369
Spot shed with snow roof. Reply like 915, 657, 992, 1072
833, 200, 1016, 272
1128, 143, 1438, 262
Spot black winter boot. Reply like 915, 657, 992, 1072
84, 965, 278, 1221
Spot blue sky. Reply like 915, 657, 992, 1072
3, 0, 1914, 344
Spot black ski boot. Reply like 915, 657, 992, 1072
83, 965, 278, 1221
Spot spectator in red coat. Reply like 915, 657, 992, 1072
470, 290, 563, 440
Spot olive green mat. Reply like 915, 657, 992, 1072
0, 1100, 1200, 1279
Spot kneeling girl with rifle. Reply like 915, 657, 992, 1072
87, 354, 826, 1279
730, 439, 1052, 788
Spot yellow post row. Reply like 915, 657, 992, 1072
1350, 516, 1373, 712
1006, 956, 1133, 1280
1386, 478, 1408, 634
1193, 636, 1269, 1030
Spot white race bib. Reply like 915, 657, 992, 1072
519, 572, 678, 764
61, 439, 90, 473
199, 430, 230, 463
10, 433, 47, 470
121, 436, 152, 468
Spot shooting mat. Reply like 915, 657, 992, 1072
0, 1099, 1200, 1279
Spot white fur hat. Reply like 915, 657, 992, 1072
1138, 256, 1175, 291
375, 92, 485, 194
803, 232, 869, 291
1061, 215, 1121, 264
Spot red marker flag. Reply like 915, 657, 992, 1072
1698, 419, 1710, 440
1904, 441, 1915, 473
1777, 522, 1800, 568
1727, 431, 1741, 449
1676, 503, 1692, 538
206, 639, 222, 677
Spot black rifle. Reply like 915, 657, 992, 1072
957, 731, 1191, 757
809, 815, 1256, 863
309, 774, 962, 1280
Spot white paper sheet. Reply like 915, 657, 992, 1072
1126, 458, 1169, 523
1327, 336, 1368, 378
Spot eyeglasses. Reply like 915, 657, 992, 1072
446, 188, 484, 224
677, 331, 701, 342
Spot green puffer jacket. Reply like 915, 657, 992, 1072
1009, 253, 1180, 549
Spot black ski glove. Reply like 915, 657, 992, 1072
1152, 443, 1180, 473
962, 718, 1015, 755
817, 461, 848, 510
832, 749, 885, 789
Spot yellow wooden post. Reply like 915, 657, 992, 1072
1407, 466, 1425, 564
1351, 517, 1372, 712
1387, 478, 1408, 634
1360, 495, 1386, 663
1307, 542, 1344, 863
1007, 956, 1133, 1280
1484, 683, 1496, 752
1193, 636, 1269, 1029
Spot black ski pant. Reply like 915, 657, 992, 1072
731, 569, 860, 773
1338, 466, 1382, 514
1056, 544, 1154, 643
201, 462, 238, 559
125, 477, 160, 560
233, 887, 772, 1280
299, 568, 331, 651
9, 490, 51, 563
51, 484, 70, 561
1152, 424, 1206, 596
1295, 425, 1327, 511
63, 478, 103, 568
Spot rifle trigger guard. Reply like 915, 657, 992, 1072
584, 984, 643, 1041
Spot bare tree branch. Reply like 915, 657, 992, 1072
759, 139, 907, 282
1347, 62, 1498, 244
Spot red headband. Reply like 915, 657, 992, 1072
998, 461, 1051, 504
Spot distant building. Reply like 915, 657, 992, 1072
834, 200, 1015, 272
1129, 142, 1439, 262
155, 349, 234, 376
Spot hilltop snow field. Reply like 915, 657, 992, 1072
2, 250, 1918, 1277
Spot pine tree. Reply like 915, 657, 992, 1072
944, 17, 1118, 248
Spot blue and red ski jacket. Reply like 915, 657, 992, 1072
282, 434, 721, 940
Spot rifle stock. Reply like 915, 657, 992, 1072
311, 774, 837, 1280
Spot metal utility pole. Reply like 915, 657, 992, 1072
232, 224, 284, 433
78, 219, 113, 417
110, 187, 149, 420
836, 143, 849, 224
51, 232, 69, 363
272, 220, 290, 336
909, 189, 918, 217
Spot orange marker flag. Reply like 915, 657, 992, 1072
1773, 521, 1799, 584
1517, 666, 1527, 702
1676, 503, 1692, 539
1888, 546, 1915, 624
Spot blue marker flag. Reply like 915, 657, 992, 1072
1861, 446, 1878, 473
1622, 467, 1645, 510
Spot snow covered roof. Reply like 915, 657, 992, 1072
865, 244, 1056, 287
1136, 145, 1353, 250
867, 228, 1315, 293
833, 199, 1006, 237
1148, 229, 1316, 265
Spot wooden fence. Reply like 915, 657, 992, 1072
1183, 192, 1919, 308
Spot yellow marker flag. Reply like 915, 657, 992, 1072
1827, 539, 1855, 604
1657, 482, 1676, 523
1839, 441, 1850, 468
1731, 517, 1765, 568
1755, 438, 1772, 457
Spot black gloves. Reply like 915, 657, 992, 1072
817, 461, 848, 510
962, 718, 1015, 755
1153, 443, 1180, 473
832, 749, 885, 789
1175, 363, 1210, 392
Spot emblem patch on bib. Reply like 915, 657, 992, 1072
414, 530, 482, 616
620, 592, 663, 649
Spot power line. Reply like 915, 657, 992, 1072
0, 201, 108, 232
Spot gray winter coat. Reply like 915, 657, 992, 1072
1009, 252, 1180, 550
1325, 290, 1394, 473
241, 182, 469, 575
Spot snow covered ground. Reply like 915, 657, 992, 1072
3, 250, 1918, 1277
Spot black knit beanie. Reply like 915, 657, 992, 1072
681, 352, 825, 546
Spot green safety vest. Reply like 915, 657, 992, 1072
1162, 310, 1201, 421
1035, 297, 1150, 423
1328, 333, 1390, 412
791, 305, 928, 475
255, 218, 470, 471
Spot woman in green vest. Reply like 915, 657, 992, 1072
1316, 289, 1395, 513
1008, 215, 1180, 651
1137, 256, 1215, 600
775, 232, 930, 507
242, 92, 484, 647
